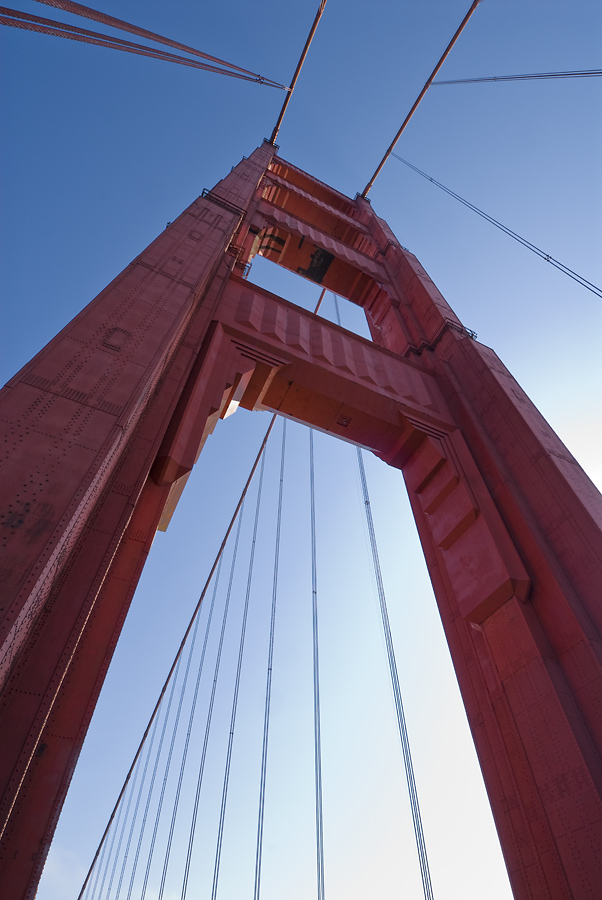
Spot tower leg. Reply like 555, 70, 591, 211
367, 246, 602, 900
0, 143, 275, 899
1, 146, 601, 900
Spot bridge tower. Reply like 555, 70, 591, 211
1, 142, 601, 899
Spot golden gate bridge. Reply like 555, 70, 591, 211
1, 3, 601, 899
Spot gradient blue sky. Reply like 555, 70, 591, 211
1, 1, 601, 898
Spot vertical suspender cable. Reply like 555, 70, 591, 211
138, 657, 184, 900
123, 701, 167, 900
254, 418, 287, 900
134, 557, 223, 900
113, 709, 162, 899
85, 817, 108, 900
333, 294, 434, 899
355, 449, 434, 900
154, 601, 208, 897
93, 788, 125, 900
180, 502, 247, 900
137, 557, 223, 900
105, 757, 142, 899
309, 429, 326, 900
211, 452, 268, 900
332, 293, 341, 326
77, 417, 277, 900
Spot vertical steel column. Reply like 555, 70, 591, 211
0, 142, 275, 900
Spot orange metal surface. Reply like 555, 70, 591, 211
1, 145, 601, 899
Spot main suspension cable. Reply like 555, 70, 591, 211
254, 418, 287, 900
362, 0, 485, 197
392, 153, 602, 299
1, 7, 286, 87
433, 68, 602, 85
31, 0, 286, 83
313, 287, 327, 315
270, 0, 328, 144
309, 428, 326, 900
77, 416, 277, 900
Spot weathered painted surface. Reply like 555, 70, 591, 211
1, 145, 601, 899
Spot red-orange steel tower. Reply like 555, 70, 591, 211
1, 143, 601, 899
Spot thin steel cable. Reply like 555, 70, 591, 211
104, 757, 142, 900
362, 0, 485, 196
332, 293, 342, 326
211, 452, 268, 900
333, 293, 434, 898
138, 657, 184, 900
123, 707, 164, 900
138, 557, 223, 900
93, 793, 125, 900
433, 68, 602, 84
355, 448, 434, 900
179, 501, 248, 900
136, 576, 213, 898
391, 153, 602, 299
270, 0, 328, 143
86, 822, 108, 900
309, 429, 326, 900
145, 665, 188, 899
76, 417, 277, 900
114, 712, 161, 900
253, 418, 287, 900
148, 580, 210, 900
31, 0, 287, 83
0, 10, 285, 87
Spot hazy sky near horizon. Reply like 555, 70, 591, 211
1, 1, 601, 898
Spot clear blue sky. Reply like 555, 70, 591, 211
1, 2, 601, 898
